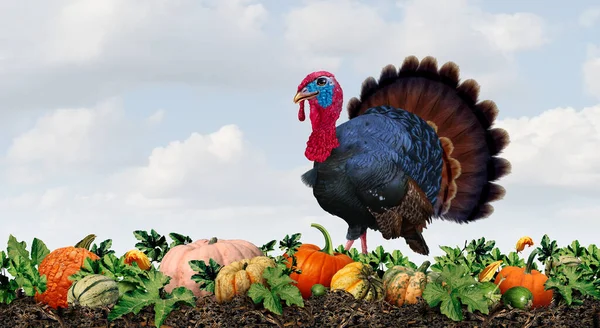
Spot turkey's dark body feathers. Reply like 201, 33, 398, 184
302, 106, 443, 240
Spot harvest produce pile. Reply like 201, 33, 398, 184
2, 224, 600, 327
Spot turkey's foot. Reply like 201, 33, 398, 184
345, 232, 369, 254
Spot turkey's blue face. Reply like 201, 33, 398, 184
299, 76, 335, 108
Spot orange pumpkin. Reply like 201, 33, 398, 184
382, 261, 430, 307
159, 237, 262, 297
35, 234, 100, 309
284, 223, 354, 299
494, 249, 553, 308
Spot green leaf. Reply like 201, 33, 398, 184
7, 235, 29, 261
190, 259, 221, 293
503, 252, 525, 267
423, 263, 489, 322
168, 233, 192, 248
0, 251, 9, 269
247, 265, 303, 315
277, 284, 304, 307
30, 238, 50, 266
386, 250, 416, 269
152, 287, 195, 327
4, 236, 48, 297
108, 289, 153, 320
260, 240, 277, 255
133, 229, 169, 262
91, 239, 115, 258
263, 292, 283, 315
279, 233, 302, 256
457, 286, 489, 315
545, 265, 600, 305
108, 269, 195, 326
248, 283, 270, 304
423, 283, 463, 321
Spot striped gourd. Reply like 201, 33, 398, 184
330, 262, 384, 301
67, 274, 119, 308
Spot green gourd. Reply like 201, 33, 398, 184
67, 274, 119, 308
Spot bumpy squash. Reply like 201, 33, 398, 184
215, 256, 275, 303
383, 261, 430, 307
160, 237, 263, 297
67, 274, 119, 308
35, 234, 100, 309
284, 223, 353, 299
330, 262, 384, 301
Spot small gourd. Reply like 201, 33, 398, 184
67, 274, 119, 308
382, 261, 430, 307
215, 256, 275, 303
330, 262, 384, 301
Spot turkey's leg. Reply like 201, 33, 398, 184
344, 239, 354, 250
359, 232, 368, 254
345, 232, 369, 254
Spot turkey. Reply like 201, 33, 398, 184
293, 55, 511, 256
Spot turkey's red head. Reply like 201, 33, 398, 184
294, 71, 343, 162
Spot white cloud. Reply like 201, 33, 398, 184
579, 6, 600, 28
584, 44, 600, 100
284, 0, 549, 99
475, 12, 549, 53
2, 98, 162, 185
0, 0, 295, 111
145, 109, 165, 126
496, 105, 600, 189
7, 101, 120, 165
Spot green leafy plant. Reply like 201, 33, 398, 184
69, 253, 146, 296
536, 234, 561, 275
247, 265, 304, 315
545, 265, 600, 305
260, 240, 277, 256
422, 263, 489, 321
0, 235, 49, 304
108, 269, 196, 327
133, 230, 192, 263
190, 258, 222, 293
503, 251, 526, 268
269, 233, 303, 276
90, 239, 115, 258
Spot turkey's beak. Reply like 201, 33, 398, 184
293, 90, 319, 103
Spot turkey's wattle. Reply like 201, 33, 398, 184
293, 71, 343, 163
293, 56, 512, 256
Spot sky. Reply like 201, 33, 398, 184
1, 0, 600, 266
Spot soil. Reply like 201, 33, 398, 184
1, 290, 599, 328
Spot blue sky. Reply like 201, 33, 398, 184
1, 0, 599, 265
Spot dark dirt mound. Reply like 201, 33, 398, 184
1, 290, 599, 328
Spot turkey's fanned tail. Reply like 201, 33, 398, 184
346, 55, 511, 223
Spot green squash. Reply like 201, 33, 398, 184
67, 274, 119, 308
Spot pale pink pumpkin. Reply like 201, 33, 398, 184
159, 237, 263, 297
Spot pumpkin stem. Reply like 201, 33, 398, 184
209, 237, 218, 245
417, 261, 431, 273
310, 223, 334, 256
525, 249, 540, 274
74, 234, 96, 250
242, 262, 248, 270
